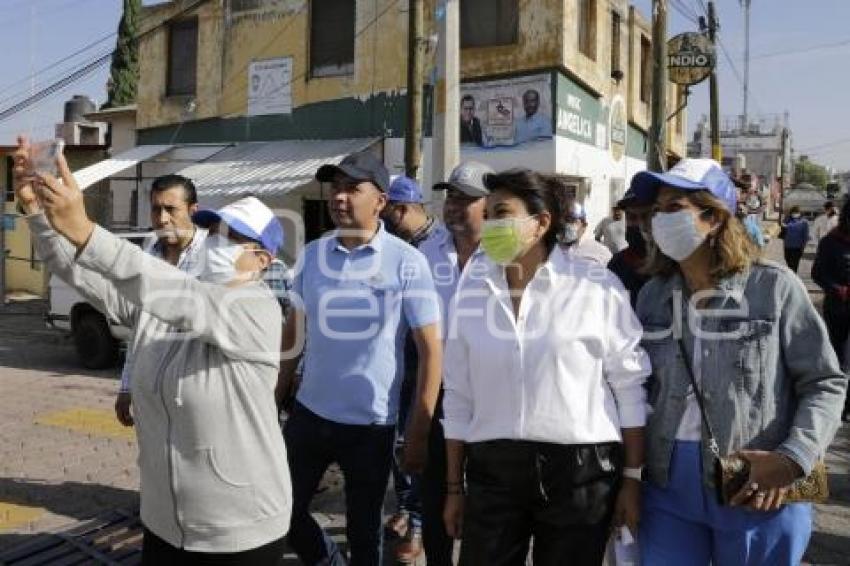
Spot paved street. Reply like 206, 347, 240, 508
0, 233, 847, 564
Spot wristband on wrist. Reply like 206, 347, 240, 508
622, 466, 643, 481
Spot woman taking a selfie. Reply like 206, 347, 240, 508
441, 169, 651, 565
632, 159, 846, 565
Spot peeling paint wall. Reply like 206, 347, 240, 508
137, 0, 225, 130
136, 0, 685, 158
138, 0, 412, 131
459, 0, 563, 77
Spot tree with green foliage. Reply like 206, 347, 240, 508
104, 0, 140, 109
795, 156, 830, 190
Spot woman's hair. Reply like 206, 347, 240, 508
483, 169, 564, 251
644, 189, 760, 282
789, 205, 801, 215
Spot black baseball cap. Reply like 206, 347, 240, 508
316, 151, 390, 192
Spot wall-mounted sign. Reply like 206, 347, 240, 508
609, 96, 627, 162
248, 57, 293, 116
460, 73, 553, 148
667, 32, 714, 86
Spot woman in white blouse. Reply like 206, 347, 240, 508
441, 170, 651, 565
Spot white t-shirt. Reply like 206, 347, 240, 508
594, 217, 628, 254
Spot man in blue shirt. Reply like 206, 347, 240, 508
380, 175, 447, 562
276, 152, 443, 566
513, 88, 552, 144
781, 206, 810, 273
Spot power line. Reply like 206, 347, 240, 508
0, 0, 213, 125
716, 35, 763, 115
752, 37, 850, 60
669, 0, 700, 24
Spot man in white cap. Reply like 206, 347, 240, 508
13, 137, 292, 565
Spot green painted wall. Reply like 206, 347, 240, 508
627, 123, 648, 160
138, 89, 433, 144
554, 71, 603, 147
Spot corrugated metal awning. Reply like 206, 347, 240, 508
73, 144, 174, 190
177, 138, 379, 199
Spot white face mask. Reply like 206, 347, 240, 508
651, 210, 709, 262
198, 234, 244, 285
561, 223, 580, 244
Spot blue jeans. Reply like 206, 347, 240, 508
284, 402, 395, 566
640, 441, 812, 565
391, 372, 423, 530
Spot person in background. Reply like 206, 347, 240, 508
15, 137, 293, 564
559, 199, 612, 265
812, 201, 839, 243
381, 175, 446, 563
630, 158, 845, 565
736, 201, 765, 249
594, 205, 628, 254
608, 190, 652, 307
442, 169, 649, 565
416, 160, 491, 566
812, 198, 850, 422
276, 152, 443, 566
781, 206, 809, 273
114, 174, 207, 427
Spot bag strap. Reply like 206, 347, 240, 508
676, 336, 722, 460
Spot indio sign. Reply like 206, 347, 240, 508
667, 32, 715, 86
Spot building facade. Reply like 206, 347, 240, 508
119, 0, 687, 258
689, 113, 792, 211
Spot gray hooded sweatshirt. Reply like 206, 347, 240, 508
29, 215, 291, 553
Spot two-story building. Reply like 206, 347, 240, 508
68, 0, 688, 262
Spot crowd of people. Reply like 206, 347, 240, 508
11, 134, 848, 566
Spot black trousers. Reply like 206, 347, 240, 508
141, 527, 285, 566
823, 295, 850, 413
459, 440, 622, 566
784, 247, 804, 273
420, 414, 455, 566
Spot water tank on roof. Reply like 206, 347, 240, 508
64, 95, 96, 123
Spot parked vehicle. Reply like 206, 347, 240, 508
45, 232, 153, 369
782, 183, 826, 219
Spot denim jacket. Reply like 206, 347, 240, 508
636, 260, 846, 489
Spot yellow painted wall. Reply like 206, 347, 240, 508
136, 0, 685, 156
1, 149, 107, 297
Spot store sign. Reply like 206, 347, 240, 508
609, 96, 626, 162
667, 32, 714, 86
555, 74, 602, 146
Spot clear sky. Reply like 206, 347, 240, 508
1, 0, 849, 172
633, 0, 850, 172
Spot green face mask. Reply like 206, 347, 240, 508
480, 217, 535, 265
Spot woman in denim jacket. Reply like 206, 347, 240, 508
630, 159, 846, 565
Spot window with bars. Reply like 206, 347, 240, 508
166, 18, 198, 96
310, 0, 356, 77
460, 0, 519, 48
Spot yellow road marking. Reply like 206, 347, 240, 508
0, 502, 44, 531
35, 408, 135, 440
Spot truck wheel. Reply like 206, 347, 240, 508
73, 312, 120, 370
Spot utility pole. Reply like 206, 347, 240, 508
706, 1, 722, 162
648, 0, 668, 172
431, 0, 460, 185
741, 0, 751, 131
404, 0, 424, 180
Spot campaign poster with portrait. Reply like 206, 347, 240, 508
459, 73, 553, 148
247, 57, 293, 116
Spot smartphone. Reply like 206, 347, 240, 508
28, 139, 65, 177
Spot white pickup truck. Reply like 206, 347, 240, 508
45, 231, 153, 369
